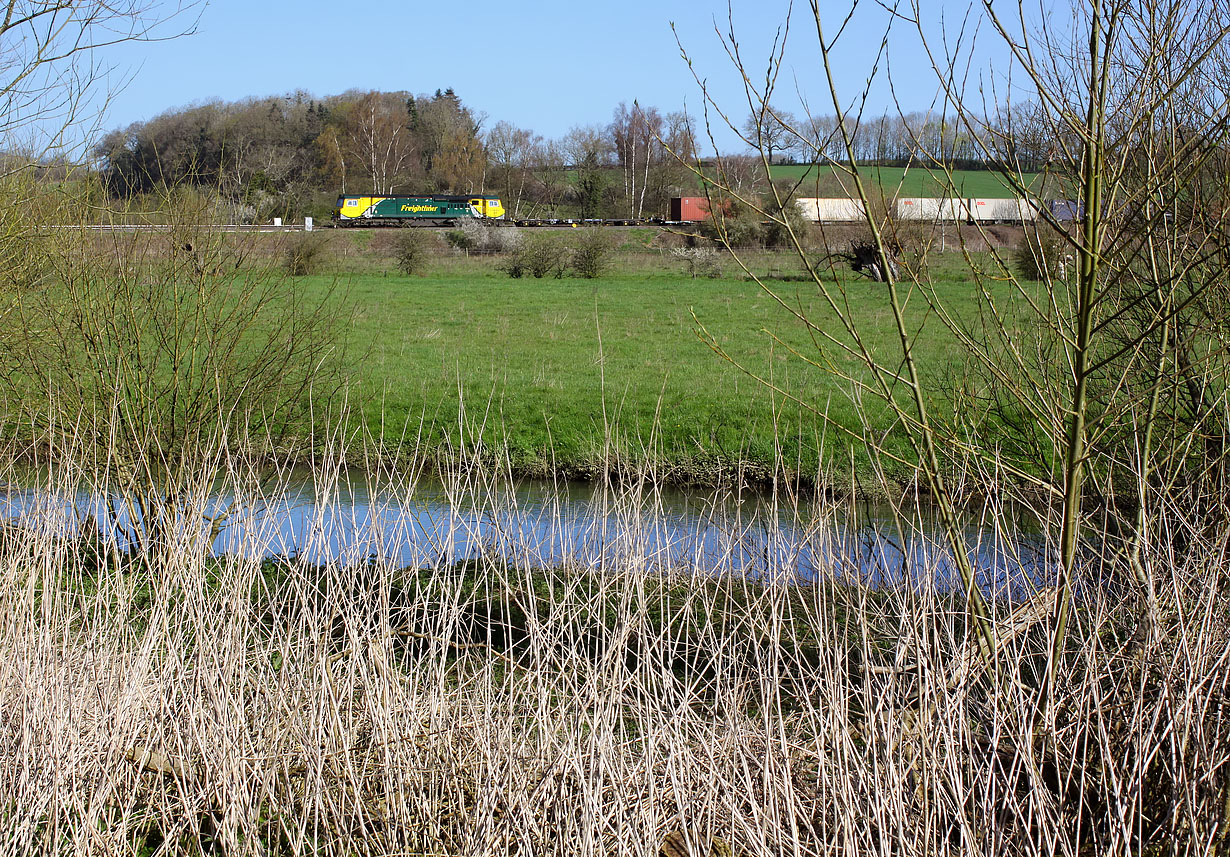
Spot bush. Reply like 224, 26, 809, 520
485, 226, 522, 254
761, 193, 814, 250
569, 229, 614, 278
4, 185, 346, 556
284, 232, 329, 276
695, 197, 765, 248
504, 233, 568, 279
393, 231, 431, 275
444, 228, 477, 254
445, 219, 521, 254
669, 246, 724, 279
1014, 226, 1072, 281
459, 218, 489, 251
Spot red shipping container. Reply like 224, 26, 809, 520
671, 197, 714, 222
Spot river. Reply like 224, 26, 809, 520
3, 469, 1048, 596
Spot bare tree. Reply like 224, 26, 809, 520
534, 138, 571, 215
796, 112, 838, 163
742, 103, 798, 164
344, 91, 418, 195
648, 109, 699, 212
705, 153, 767, 199
563, 124, 613, 219
1, 0, 201, 385
0, 1, 200, 162
486, 120, 540, 219
609, 102, 665, 219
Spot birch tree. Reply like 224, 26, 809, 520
610, 102, 664, 219
344, 91, 417, 195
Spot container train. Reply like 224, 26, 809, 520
674, 195, 1080, 225
331, 191, 1078, 228
786, 196, 1079, 224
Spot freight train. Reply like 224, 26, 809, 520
334, 194, 505, 226
672, 196, 1078, 224
331, 192, 1079, 227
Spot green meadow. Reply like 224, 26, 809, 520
309, 248, 999, 483
768, 164, 1044, 197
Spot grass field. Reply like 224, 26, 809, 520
309, 246, 1001, 484
554, 165, 1047, 205
768, 164, 1044, 197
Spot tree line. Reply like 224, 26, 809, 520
95, 89, 698, 222
95, 86, 1065, 224
744, 102, 1059, 171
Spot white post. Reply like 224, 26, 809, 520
304, 217, 313, 232
273, 217, 282, 227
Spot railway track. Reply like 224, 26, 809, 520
45, 220, 683, 231
44, 223, 315, 232
333, 218, 678, 228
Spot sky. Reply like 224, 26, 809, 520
70, 0, 1026, 155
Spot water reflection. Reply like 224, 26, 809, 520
1, 470, 1047, 597
205, 472, 1048, 597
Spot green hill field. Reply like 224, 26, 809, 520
768, 164, 1045, 198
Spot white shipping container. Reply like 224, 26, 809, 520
1016, 198, 1043, 222
795, 198, 866, 222
967, 198, 1040, 222
895, 198, 965, 221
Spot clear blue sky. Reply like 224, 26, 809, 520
84, 0, 1018, 153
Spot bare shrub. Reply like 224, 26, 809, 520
568, 228, 614, 278
2, 187, 346, 556
393, 231, 432, 275
1014, 225, 1072, 281
677, 8, 1230, 828
283, 231, 330, 276
504, 233, 568, 278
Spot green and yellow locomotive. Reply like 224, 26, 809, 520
333, 194, 505, 226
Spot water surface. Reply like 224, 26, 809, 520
2, 470, 1047, 596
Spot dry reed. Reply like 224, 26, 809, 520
0, 428, 1226, 857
